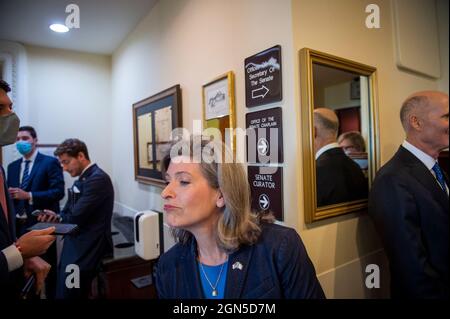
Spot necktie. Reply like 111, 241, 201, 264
21, 160, 31, 190
432, 163, 447, 194
0, 169, 9, 223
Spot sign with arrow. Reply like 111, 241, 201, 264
248, 166, 283, 221
246, 107, 283, 164
245, 45, 282, 108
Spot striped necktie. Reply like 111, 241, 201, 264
21, 160, 31, 190
432, 163, 448, 194
0, 169, 9, 223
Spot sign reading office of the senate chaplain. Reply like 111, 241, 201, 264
246, 107, 283, 164
248, 166, 283, 221
244, 45, 282, 108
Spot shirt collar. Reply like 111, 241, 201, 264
80, 162, 95, 177
402, 140, 436, 170
22, 150, 38, 163
316, 142, 340, 160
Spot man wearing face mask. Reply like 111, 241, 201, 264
7, 126, 64, 235
1, 79, 56, 297
7, 126, 64, 299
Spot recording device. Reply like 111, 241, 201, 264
134, 211, 160, 260
27, 222, 78, 235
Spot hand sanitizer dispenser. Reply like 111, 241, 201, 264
134, 211, 160, 260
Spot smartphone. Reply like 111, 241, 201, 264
27, 222, 79, 235
31, 210, 44, 217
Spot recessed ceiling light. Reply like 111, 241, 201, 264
49, 24, 69, 33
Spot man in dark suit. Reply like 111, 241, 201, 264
7, 126, 64, 234
369, 91, 449, 298
7, 126, 64, 299
1, 79, 55, 298
314, 108, 368, 207
38, 138, 114, 299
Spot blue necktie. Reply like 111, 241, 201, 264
21, 160, 31, 190
432, 163, 447, 194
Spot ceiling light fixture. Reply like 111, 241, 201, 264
49, 23, 69, 33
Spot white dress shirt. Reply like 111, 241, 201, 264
402, 140, 449, 195
315, 142, 341, 160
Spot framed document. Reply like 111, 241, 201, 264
202, 72, 236, 156
132, 85, 182, 186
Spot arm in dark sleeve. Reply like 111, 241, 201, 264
369, 175, 445, 298
31, 158, 65, 205
0, 251, 8, 285
277, 228, 325, 299
60, 175, 109, 227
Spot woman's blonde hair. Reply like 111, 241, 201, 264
161, 136, 272, 253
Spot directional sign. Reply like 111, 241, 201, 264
246, 107, 283, 164
258, 194, 270, 210
248, 166, 283, 221
245, 45, 282, 108
257, 138, 269, 156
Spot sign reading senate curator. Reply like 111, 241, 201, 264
245, 45, 282, 108
248, 166, 283, 221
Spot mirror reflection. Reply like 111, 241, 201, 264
313, 64, 370, 207
300, 48, 379, 223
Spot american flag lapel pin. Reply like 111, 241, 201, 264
232, 261, 243, 270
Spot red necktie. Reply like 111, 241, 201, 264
0, 169, 9, 223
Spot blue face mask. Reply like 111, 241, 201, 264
16, 140, 33, 156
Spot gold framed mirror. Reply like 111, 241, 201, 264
299, 48, 380, 223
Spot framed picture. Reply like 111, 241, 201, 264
202, 71, 236, 156
133, 85, 182, 187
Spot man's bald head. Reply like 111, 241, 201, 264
400, 90, 449, 158
314, 107, 339, 140
400, 91, 448, 132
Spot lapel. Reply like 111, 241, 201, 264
185, 238, 206, 298
10, 159, 22, 187
0, 166, 15, 241
398, 146, 448, 211
184, 236, 254, 298
224, 244, 254, 298
78, 164, 97, 183
25, 152, 43, 189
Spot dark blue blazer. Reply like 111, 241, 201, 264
0, 165, 22, 296
56, 164, 114, 298
7, 152, 64, 222
155, 222, 325, 299
369, 146, 449, 298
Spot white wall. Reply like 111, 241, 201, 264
23, 45, 112, 175
111, 0, 295, 220
437, 0, 449, 93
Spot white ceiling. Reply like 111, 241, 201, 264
0, 0, 158, 55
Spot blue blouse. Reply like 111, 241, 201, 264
197, 260, 228, 299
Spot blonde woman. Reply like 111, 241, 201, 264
155, 138, 324, 299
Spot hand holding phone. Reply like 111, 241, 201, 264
27, 222, 78, 235
35, 209, 61, 223
31, 210, 44, 217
